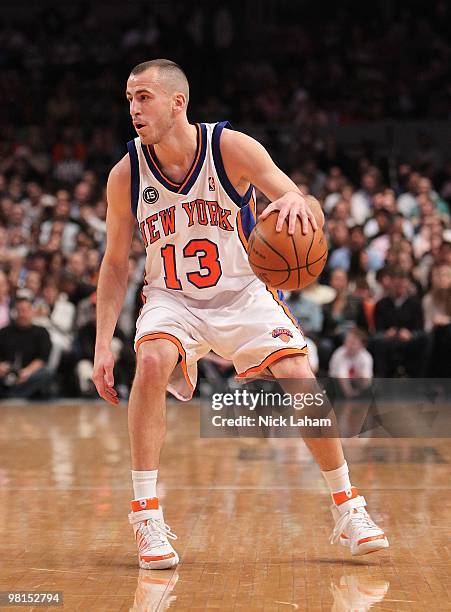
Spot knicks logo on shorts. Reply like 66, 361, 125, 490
272, 328, 293, 343
143, 186, 159, 204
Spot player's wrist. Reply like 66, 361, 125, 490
95, 341, 113, 353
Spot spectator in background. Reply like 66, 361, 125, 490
319, 268, 367, 369
423, 264, 451, 377
73, 295, 134, 399
353, 278, 376, 333
33, 279, 76, 372
286, 289, 323, 337
351, 170, 380, 225
39, 198, 79, 254
0, 226, 9, 264
0, 270, 11, 329
0, 293, 52, 398
329, 327, 373, 398
371, 268, 425, 376
23, 269, 43, 299
397, 171, 421, 218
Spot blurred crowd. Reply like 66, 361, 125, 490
0, 0, 450, 399
1, 152, 450, 399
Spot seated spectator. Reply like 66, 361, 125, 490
75, 319, 134, 400
397, 171, 420, 218
373, 266, 393, 301
319, 268, 367, 369
33, 280, 76, 371
0, 292, 52, 399
329, 327, 373, 398
364, 207, 392, 239
351, 170, 380, 225
423, 264, 451, 377
370, 268, 426, 376
423, 272, 451, 378
423, 264, 451, 331
39, 199, 79, 255
286, 289, 323, 337
0, 270, 11, 329
329, 225, 383, 275
353, 278, 376, 333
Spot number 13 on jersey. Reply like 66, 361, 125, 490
161, 239, 222, 290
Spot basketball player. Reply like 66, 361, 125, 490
93, 59, 389, 569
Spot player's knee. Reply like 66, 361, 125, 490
135, 340, 178, 383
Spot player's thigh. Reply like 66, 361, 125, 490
269, 352, 314, 379
209, 285, 306, 369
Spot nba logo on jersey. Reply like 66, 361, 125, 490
208, 176, 215, 191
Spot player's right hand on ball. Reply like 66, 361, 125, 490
92, 349, 119, 405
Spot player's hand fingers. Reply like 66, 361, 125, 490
259, 202, 276, 220
96, 382, 119, 405
92, 366, 118, 404
288, 206, 298, 235
102, 365, 119, 403
104, 389, 119, 405
276, 208, 289, 232
104, 363, 114, 388
307, 206, 318, 231
299, 209, 310, 234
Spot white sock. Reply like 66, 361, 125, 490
131, 469, 158, 500
321, 461, 352, 494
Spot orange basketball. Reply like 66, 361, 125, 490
247, 210, 328, 290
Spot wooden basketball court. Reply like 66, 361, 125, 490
1, 399, 450, 611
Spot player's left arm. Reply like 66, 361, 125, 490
221, 129, 324, 234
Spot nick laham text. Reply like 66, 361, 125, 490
212, 415, 332, 428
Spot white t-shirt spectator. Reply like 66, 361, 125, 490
351, 191, 372, 225
329, 346, 373, 378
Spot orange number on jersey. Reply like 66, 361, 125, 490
184, 239, 222, 289
160, 244, 182, 290
160, 239, 222, 290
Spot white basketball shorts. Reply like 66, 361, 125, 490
134, 279, 308, 401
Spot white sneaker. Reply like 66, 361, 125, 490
128, 498, 179, 569
330, 574, 390, 611
330, 487, 389, 556
130, 569, 179, 611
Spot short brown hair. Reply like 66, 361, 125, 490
130, 59, 189, 101
347, 327, 368, 347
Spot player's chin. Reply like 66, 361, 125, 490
137, 128, 155, 144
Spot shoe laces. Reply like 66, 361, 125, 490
137, 518, 177, 551
330, 500, 380, 544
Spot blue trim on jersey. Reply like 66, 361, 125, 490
182, 123, 207, 194
212, 121, 253, 207
141, 123, 207, 195
127, 139, 140, 218
239, 201, 256, 240
277, 289, 300, 323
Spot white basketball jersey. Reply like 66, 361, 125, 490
127, 121, 257, 301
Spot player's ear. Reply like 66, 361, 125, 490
172, 92, 186, 114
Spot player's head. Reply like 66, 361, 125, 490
126, 59, 189, 144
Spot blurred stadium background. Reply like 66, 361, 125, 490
1, 0, 450, 400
